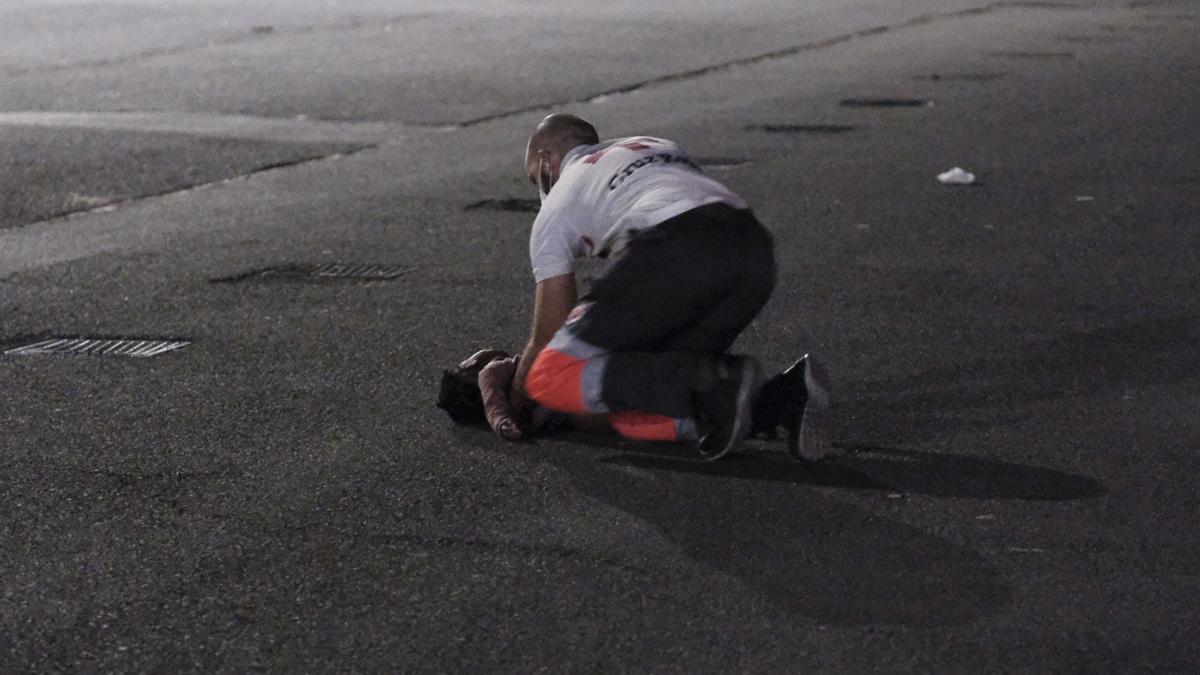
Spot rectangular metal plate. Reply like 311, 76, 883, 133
212, 262, 412, 283
5, 338, 191, 358
298, 262, 410, 279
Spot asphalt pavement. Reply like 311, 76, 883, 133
2, 0, 1198, 671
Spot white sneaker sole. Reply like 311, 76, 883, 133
797, 357, 833, 461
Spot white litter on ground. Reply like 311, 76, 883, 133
1075, 195, 1095, 202
937, 167, 977, 185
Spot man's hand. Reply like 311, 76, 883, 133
512, 273, 578, 399
508, 383, 534, 420
479, 357, 523, 441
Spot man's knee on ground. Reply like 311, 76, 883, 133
525, 348, 587, 414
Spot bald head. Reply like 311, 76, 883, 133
528, 114, 598, 156
524, 114, 599, 193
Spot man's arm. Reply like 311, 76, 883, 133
512, 273, 577, 399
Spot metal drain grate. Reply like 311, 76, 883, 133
746, 124, 858, 134
465, 198, 541, 213
6, 338, 191, 358
839, 98, 932, 108
913, 73, 1007, 82
213, 263, 412, 283
301, 262, 410, 279
990, 51, 1075, 59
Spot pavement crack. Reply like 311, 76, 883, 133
19, 144, 375, 229
0, 111, 407, 144
454, 0, 1081, 128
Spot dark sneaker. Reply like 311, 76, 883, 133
751, 361, 804, 440
693, 355, 762, 461
751, 355, 834, 461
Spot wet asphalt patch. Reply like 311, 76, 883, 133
464, 198, 541, 213
211, 262, 413, 284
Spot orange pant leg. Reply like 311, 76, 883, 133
525, 348, 588, 414
608, 411, 679, 442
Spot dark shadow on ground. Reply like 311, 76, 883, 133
602, 449, 895, 492
843, 314, 1200, 441
833, 444, 1104, 500
542, 446, 1014, 627
599, 442, 1104, 501
439, 314, 1184, 627
479, 419, 1117, 625
553, 425, 1104, 501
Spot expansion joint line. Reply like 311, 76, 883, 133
455, 0, 1080, 128
26, 144, 378, 228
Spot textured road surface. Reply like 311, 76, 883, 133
2, 0, 1198, 671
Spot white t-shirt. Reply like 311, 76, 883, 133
529, 136, 747, 282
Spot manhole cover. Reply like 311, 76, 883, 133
746, 124, 858, 134
913, 73, 1007, 82
839, 98, 932, 108
212, 263, 413, 283
5, 338, 191, 358
694, 157, 751, 169
990, 51, 1075, 59
464, 198, 541, 213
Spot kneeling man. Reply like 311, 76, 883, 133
509, 114, 831, 461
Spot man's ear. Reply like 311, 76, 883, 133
538, 148, 560, 183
